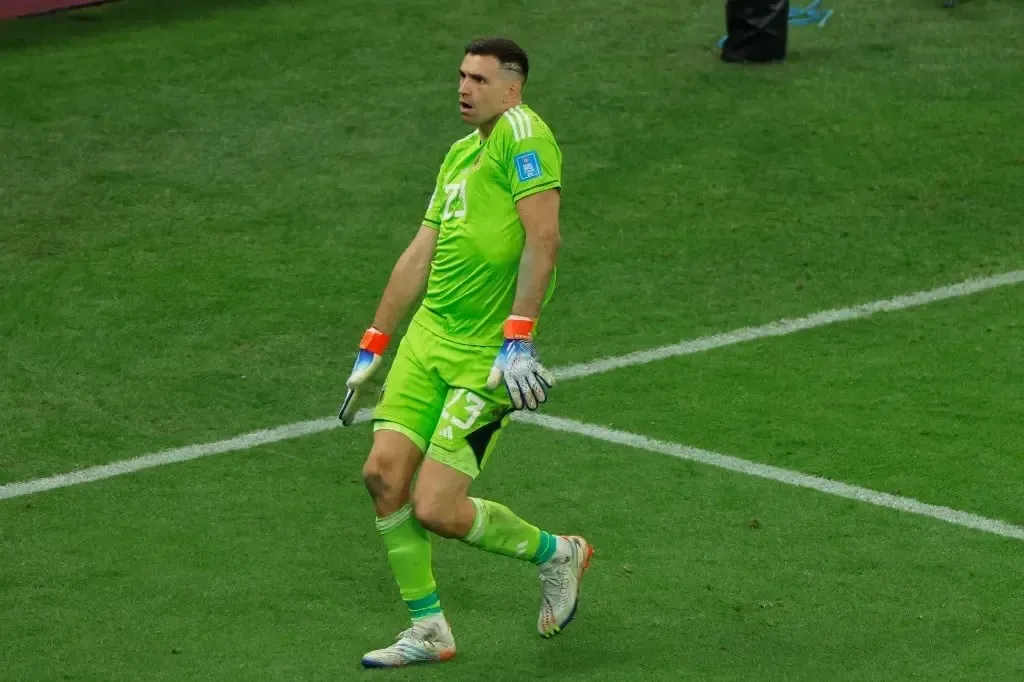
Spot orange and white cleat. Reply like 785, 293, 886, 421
537, 535, 595, 638
360, 615, 457, 668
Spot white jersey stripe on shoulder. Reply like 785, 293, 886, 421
515, 106, 533, 139
504, 108, 525, 141
506, 107, 529, 142
502, 109, 517, 140
505, 106, 532, 142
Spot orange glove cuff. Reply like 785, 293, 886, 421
503, 315, 536, 340
359, 327, 391, 355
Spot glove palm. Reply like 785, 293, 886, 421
485, 316, 555, 411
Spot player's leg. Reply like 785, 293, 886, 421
412, 379, 594, 639
362, 427, 421, 517
362, 427, 442, 622
359, 329, 456, 668
413, 448, 560, 561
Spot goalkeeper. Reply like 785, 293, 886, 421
339, 37, 594, 668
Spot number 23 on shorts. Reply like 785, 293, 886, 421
435, 388, 485, 441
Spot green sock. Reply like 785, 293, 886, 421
460, 497, 559, 565
376, 502, 442, 621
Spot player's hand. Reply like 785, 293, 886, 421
339, 327, 390, 425
486, 316, 555, 411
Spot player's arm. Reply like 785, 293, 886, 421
486, 193, 559, 410
370, 225, 438, 335
338, 224, 437, 425
511, 189, 561, 319
339, 158, 445, 424
486, 124, 562, 410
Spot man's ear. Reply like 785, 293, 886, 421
505, 80, 523, 104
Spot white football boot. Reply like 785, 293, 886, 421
537, 535, 595, 638
360, 615, 457, 668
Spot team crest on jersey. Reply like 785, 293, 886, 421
514, 151, 542, 182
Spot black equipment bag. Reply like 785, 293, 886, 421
721, 0, 789, 63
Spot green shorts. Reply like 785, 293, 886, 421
372, 319, 514, 479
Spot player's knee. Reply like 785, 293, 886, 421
410, 489, 451, 535
362, 450, 409, 508
410, 487, 435, 526
363, 428, 422, 503
361, 456, 387, 499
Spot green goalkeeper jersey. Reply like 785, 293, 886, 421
411, 104, 562, 347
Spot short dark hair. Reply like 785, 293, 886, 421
465, 37, 529, 83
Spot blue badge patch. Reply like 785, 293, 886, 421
514, 151, 542, 182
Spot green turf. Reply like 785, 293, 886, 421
3, 428, 1023, 681
2, 0, 1023, 482
546, 287, 1024, 525
2, 0, 1024, 678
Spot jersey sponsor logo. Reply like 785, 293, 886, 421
514, 151, 542, 182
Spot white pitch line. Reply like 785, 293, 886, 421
0, 418, 342, 501
1, 269, 1022, 503
518, 412, 1024, 542
556, 268, 1024, 380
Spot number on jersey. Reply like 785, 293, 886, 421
442, 179, 467, 220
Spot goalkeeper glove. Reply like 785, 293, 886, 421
486, 315, 555, 411
338, 327, 390, 426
